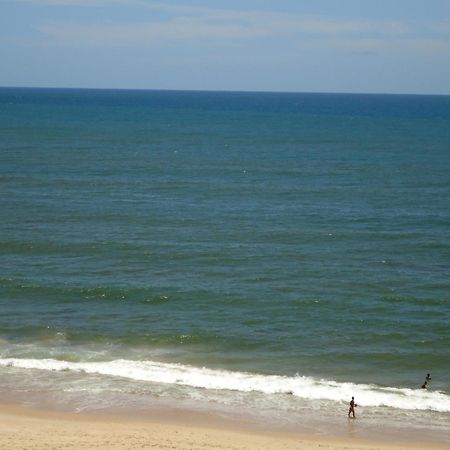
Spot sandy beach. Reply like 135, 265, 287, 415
0, 404, 447, 450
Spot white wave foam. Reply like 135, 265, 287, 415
1, 357, 449, 412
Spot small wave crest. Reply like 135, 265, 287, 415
1, 358, 449, 413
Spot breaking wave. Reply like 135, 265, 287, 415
1, 357, 449, 412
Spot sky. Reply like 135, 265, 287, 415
1, 0, 450, 94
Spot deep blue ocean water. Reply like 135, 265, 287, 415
0, 88, 449, 438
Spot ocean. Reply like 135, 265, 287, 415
0, 87, 449, 441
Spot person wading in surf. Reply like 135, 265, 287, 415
348, 397, 357, 418
421, 373, 431, 389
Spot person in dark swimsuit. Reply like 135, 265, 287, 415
421, 373, 431, 389
348, 396, 357, 418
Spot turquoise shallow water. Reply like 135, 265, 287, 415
0, 88, 449, 437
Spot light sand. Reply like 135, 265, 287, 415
0, 404, 447, 450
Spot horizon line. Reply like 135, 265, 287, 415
0, 85, 449, 98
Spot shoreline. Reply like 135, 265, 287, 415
0, 402, 448, 450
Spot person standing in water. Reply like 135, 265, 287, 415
348, 397, 357, 418
421, 373, 431, 389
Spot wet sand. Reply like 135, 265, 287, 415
0, 404, 447, 450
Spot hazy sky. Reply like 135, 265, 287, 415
2, 0, 450, 94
